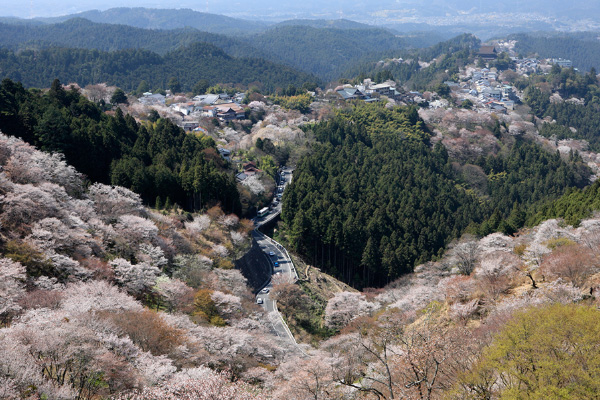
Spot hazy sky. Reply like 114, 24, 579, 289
3, 0, 596, 22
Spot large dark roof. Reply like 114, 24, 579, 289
478, 45, 497, 55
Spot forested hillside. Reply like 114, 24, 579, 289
248, 26, 417, 80
523, 66, 600, 149
0, 131, 282, 399
343, 33, 480, 89
0, 78, 241, 213
0, 17, 450, 83
0, 43, 317, 92
282, 103, 589, 288
0, 18, 261, 57
512, 32, 600, 73
36, 7, 268, 35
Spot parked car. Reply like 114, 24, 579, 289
256, 298, 264, 304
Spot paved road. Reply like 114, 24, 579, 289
253, 166, 293, 227
252, 167, 300, 346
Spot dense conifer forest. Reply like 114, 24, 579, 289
0, 42, 317, 93
282, 103, 590, 288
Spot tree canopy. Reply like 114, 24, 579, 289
0, 78, 240, 213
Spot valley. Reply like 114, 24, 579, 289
2, 5, 600, 400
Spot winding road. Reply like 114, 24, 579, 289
252, 167, 301, 347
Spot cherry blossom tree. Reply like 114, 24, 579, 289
324, 291, 378, 331
541, 244, 598, 288
521, 242, 551, 288
61, 281, 142, 313
87, 183, 144, 222
1, 134, 84, 195
110, 258, 161, 297
137, 243, 168, 269
0, 258, 26, 325
185, 214, 211, 235
242, 175, 266, 195
451, 239, 480, 275
0, 182, 64, 232
111, 366, 268, 400
211, 290, 243, 320
153, 276, 194, 312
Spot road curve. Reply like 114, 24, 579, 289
252, 167, 304, 350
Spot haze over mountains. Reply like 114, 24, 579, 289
4, 1, 600, 29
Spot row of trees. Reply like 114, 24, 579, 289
0, 78, 241, 213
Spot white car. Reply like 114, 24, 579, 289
256, 298, 264, 304
260, 288, 270, 294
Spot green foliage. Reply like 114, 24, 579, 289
110, 88, 128, 104
460, 304, 600, 399
528, 181, 600, 227
248, 25, 421, 80
283, 103, 483, 287
0, 17, 265, 56
284, 103, 589, 287
489, 51, 515, 71
461, 99, 474, 109
523, 66, 600, 150
0, 78, 241, 214
258, 155, 277, 178
2, 240, 54, 278
271, 93, 313, 113
473, 139, 589, 235
192, 79, 209, 95
512, 32, 600, 73
167, 77, 181, 93
343, 34, 480, 91
0, 42, 318, 93
135, 80, 149, 95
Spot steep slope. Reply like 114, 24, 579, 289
0, 132, 281, 399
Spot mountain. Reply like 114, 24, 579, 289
0, 18, 261, 57
248, 25, 415, 80
511, 32, 600, 73
0, 42, 318, 92
274, 18, 380, 30
4, 1, 600, 28
35, 7, 268, 35
0, 17, 445, 81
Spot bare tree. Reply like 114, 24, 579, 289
452, 239, 480, 275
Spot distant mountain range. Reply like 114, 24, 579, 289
3, 2, 600, 27
0, 16, 443, 81
32, 7, 268, 36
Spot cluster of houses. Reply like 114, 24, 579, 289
138, 91, 247, 131
335, 80, 426, 104
468, 68, 518, 112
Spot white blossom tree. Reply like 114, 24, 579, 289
110, 258, 161, 297
324, 291, 378, 330
88, 183, 144, 222
0, 258, 26, 324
